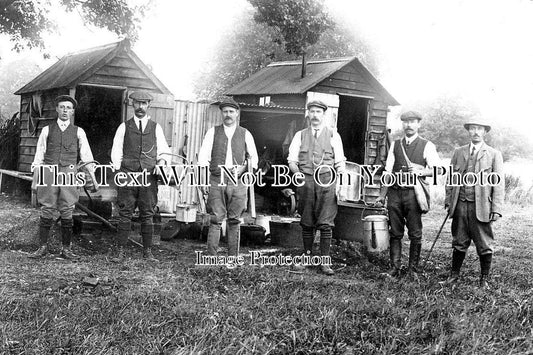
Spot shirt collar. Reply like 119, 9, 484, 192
223, 124, 237, 134
57, 119, 70, 128
311, 124, 325, 133
405, 133, 418, 145
470, 141, 484, 152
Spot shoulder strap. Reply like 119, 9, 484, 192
399, 141, 412, 168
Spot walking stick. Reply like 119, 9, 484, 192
422, 213, 449, 270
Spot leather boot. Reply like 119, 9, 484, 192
29, 217, 53, 259
206, 223, 222, 255
443, 249, 465, 284
407, 243, 422, 277
387, 239, 402, 277
293, 227, 314, 272
479, 253, 492, 288
319, 228, 334, 276
141, 224, 158, 262
227, 222, 241, 257
60, 219, 78, 260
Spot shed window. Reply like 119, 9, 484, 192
259, 96, 271, 106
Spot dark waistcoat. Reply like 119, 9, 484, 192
392, 136, 427, 172
209, 125, 247, 176
122, 118, 157, 172
43, 122, 79, 166
298, 127, 335, 175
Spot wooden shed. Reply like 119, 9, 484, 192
15, 39, 174, 173
226, 56, 399, 204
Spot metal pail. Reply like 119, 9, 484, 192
362, 214, 389, 252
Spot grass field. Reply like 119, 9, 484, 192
1, 193, 532, 354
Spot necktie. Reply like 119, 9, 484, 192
471, 146, 475, 156
314, 129, 319, 139
138, 120, 143, 133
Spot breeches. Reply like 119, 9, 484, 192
387, 188, 423, 243
37, 165, 78, 220
297, 173, 337, 229
451, 200, 493, 255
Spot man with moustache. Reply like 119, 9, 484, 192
288, 100, 346, 276
198, 98, 258, 257
443, 117, 503, 288
111, 91, 171, 262
375, 111, 440, 278
30, 95, 94, 260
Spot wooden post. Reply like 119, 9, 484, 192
300, 52, 307, 78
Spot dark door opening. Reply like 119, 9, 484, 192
337, 95, 369, 164
74, 85, 124, 164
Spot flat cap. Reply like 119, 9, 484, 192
54, 95, 77, 109
307, 100, 328, 111
129, 91, 153, 102
219, 97, 240, 110
464, 117, 491, 132
400, 110, 423, 121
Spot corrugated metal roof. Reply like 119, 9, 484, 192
226, 57, 354, 96
15, 41, 122, 95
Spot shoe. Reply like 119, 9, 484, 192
441, 271, 460, 285
29, 245, 48, 259
384, 266, 400, 278
143, 248, 159, 262
111, 246, 126, 263
479, 274, 490, 289
60, 247, 79, 260
320, 264, 335, 276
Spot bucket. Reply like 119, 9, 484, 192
362, 214, 389, 252
176, 204, 197, 223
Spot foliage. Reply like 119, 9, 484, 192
248, 0, 333, 56
0, 58, 41, 121
194, 10, 378, 100
0, 0, 147, 53
0, 112, 20, 169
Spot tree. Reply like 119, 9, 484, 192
194, 9, 378, 100
248, 0, 333, 78
0, 0, 147, 54
0, 58, 41, 121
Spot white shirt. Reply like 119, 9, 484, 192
197, 124, 258, 169
469, 141, 483, 156
287, 125, 346, 172
110, 115, 172, 170
384, 133, 440, 172
32, 119, 94, 166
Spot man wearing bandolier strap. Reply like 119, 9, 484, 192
111, 91, 171, 262
30, 95, 94, 260
288, 100, 346, 276
375, 111, 440, 278
198, 98, 258, 257
444, 117, 503, 288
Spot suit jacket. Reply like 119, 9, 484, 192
445, 142, 504, 222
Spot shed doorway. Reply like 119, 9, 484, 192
337, 95, 369, 164
74, 85, 125, 164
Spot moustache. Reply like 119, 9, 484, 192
135, 108, 145, 113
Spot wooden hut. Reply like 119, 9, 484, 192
226, 56, 399, 204
15, 39, 174, 172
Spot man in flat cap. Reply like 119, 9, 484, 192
375, 110, 440, 278
287, 100, 346, 275
443, 117, 503, 288
30, 95, 94, 259
110, 91, 171, 262
198, 97, 258, 257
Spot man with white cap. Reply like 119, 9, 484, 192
288, 99, 346, 276
444, 117, 504, 288
375, 110, 440, 278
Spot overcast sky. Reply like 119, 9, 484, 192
1, 0, 532, 136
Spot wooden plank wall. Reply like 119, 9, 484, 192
312, 61, 380, 99
86, 52, 159, 92
18, 88, 69, 172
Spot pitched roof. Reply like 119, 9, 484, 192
226, 56, 398, 106
15, 39, 170, 95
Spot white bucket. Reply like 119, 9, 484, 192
176, 204, 197, 223
362, 215, 389, 252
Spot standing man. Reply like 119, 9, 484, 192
111, 91, 171, 262
30, 95, 94, 259
198, 98, 258, 257
444, 117, 503, 288
375, 111, 440, 278
288, 100, 346, 276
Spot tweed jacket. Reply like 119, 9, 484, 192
445, 143, 504, 222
